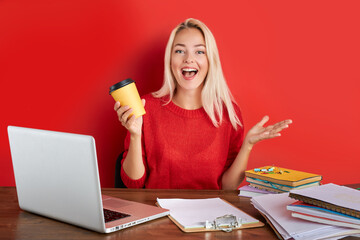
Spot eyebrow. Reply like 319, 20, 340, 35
174, 43, 206, 48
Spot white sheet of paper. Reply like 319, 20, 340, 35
157, 197, 259, 229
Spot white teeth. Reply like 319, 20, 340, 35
182, 68, 197, 72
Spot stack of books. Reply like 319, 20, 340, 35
287, 183, 360, 229
244, 166, 322, 193
251, 183, 360, 240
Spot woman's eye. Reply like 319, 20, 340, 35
196, 51, 205, 54
175, 50, 184, 54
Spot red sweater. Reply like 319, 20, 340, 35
120, 94, 244, 189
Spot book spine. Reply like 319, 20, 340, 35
247, 177, 320, 192
249, 183, 285, 193
247, 177, 293, 191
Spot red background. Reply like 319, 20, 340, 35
1, 0, 359, 187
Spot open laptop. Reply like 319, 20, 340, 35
7, 126, 169, 233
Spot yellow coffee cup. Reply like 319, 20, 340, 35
109, 78, 146, 118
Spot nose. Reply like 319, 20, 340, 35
183, 52, 194, 63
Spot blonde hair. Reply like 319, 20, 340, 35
153, 18, 242, 129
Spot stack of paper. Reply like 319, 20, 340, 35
251, 193, 360, 239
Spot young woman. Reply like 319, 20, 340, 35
114, 18, 292, 190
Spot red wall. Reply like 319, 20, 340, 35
1, 0, 359, 187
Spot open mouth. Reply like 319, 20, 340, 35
182, 68, 198, 78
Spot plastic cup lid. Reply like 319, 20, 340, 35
109, 78, 134, 94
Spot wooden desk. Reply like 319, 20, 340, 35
0, 187, 278, 240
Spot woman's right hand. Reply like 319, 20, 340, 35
114, 99, 145, 137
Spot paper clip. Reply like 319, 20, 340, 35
205, 214, 242, 232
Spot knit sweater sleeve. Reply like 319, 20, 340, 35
120, 131, 147, 188
224, 104, 245, 170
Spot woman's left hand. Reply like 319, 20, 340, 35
245, 116, 292, 146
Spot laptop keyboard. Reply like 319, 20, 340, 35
103, 208, 130, 223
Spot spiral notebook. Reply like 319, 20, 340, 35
289, 183, 360, 219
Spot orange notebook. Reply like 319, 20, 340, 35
245, 166, 322, 187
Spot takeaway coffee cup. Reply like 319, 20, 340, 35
109, 78, 146, 118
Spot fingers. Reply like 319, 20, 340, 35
113, 101, 133, 125
121, 107, 133, 123
124, 114, 136, 128
273, 119, 292, 128
246, 117, 292, 145
273, 119, 292, 133
114, 101, 121, 111
263, 119, 292, 139
257, 115, 270, 127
